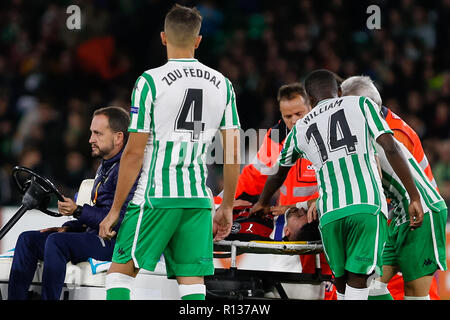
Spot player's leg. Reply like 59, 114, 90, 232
404, 274, 434, 299
380, 266, 400, 283
319, 220, 347, 299
344, 213, 387, 300
105, 260, 139, 300
368, 265, 397, 300
333, 274, 347, 300
165, 208, 214, 300
399, 208, 447, 300
346, 271, 371, 299
105, 203, 143, 300
369, 220, 398, 300
106, 204, 180, 300
177, 276, 206, 300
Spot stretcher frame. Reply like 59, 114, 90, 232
207, 240, 332, 300
213, 240, 324, 268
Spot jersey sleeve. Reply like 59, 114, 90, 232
278, 125, 302, 167
219, 78, 241, 130
359, 96, 393, 140
128, 72, 156, 133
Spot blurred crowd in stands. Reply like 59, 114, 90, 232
0, 0, 449, 208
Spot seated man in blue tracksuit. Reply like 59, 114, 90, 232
8, 106, 139, 300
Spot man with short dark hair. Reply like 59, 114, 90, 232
283, 207, 320, 242
277, 83, 311, 132
8, 106, 137, 300
99, 4, 241, 300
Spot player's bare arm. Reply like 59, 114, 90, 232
213, 128, 240, 241
376, 132, 424, 229
99, 132, 148, 239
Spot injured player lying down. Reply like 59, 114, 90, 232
225, 205, 320, 242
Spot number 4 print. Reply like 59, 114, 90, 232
175, 88, 205, 141
306, 109, 358, 163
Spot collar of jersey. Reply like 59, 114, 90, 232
168, 58, 198, 62
316, 98, 334, 106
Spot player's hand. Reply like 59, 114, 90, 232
99, 210, 120, 240
57, 196, 77, 216
270, 205, 292, 216
249, 202, 270, 217
408, 199, 424, 230
306, 201, 318, 223
213, 205, 233, 241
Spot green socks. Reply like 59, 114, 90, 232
368, 279, 394, 300
105, 274, 208, 300
107, 287, 131, 300
179, 284, 206, 300
181, 293, 205, 300
106, 287, 206, 300
368, 293, 394, 300
105, 273, 133, 300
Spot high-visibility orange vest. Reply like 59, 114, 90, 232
382, 106, 438, 190
234, 120, 318, 205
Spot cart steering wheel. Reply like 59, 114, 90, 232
12, 166, 64, 217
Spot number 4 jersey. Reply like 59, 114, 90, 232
128, 58, 240, 208
279, 95, 392, 227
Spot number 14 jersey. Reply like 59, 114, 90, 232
279, 96, 392, 227
128, 58, 240, 209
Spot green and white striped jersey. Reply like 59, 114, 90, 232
129, 58, 240, 208
278, 96, 392, 227
376, 139, 446, 226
